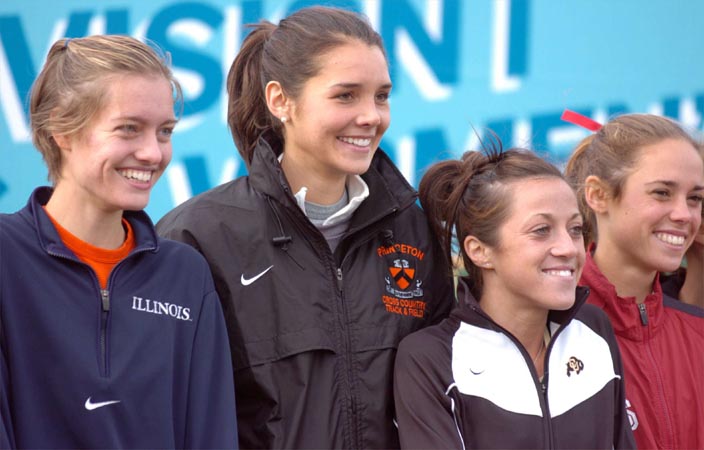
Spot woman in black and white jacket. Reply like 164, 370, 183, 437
394, 145, 635, 449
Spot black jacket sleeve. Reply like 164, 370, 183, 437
394, 324, 463, 450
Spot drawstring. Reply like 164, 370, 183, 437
266, 195, 292, 250
381, 229, 395, 248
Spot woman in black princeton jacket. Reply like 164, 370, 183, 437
157, 6, 454, 449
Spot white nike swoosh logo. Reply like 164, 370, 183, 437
241, 265, 274, 286
85, 397, 121, 411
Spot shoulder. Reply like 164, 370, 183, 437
569, 303, 620, 346
157, 177, 257, 235
0, 209, 30, 235
663, 293, 704, 319
397, 318, 456, 363
156, 236, 210, 264
0, 210, 35, 252
574, 303, 614, 328
662, 294, 704, 341
148, 236, 215, 286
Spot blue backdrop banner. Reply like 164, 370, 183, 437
2, 0, 703, 220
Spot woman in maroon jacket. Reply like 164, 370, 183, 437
565, 113, 704, 449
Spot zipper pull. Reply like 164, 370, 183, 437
637, 303, 648, 326
101, 289, 110, 312
336, 268, 343, 291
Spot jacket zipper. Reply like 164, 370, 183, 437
48, 245, 154, 378
335, 266, 360, 449
637, 302, 675, 449
637, 303, 648, 325
100, 289, 110, 377
540, 366, 554, 448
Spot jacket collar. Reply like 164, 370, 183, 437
452, 277, 591, 335
22, 186, 159, 259
581, 248, 664, 341
247, 136, 418, 231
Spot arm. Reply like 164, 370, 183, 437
610, 326, 637, 449
184, 286, 238, 449
1, 232, 15, 449
394, 331, 462, 450
1, 345, 14, 449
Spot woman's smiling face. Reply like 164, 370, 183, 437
281, 39, 391, 184
597, 138, 704, 274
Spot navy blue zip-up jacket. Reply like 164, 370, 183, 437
0, 187, 238, 449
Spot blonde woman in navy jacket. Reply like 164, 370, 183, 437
0, 36, 237, 449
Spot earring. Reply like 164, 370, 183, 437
280, 116, 288, 123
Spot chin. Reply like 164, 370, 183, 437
118, 198, 150, 212
650, 254, 686, 273
548, 290, 577, 311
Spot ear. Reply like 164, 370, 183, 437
584, 175, 611, 214
51, 132, 71, 151
265, 81, 290, 122
463, 235, 494, 269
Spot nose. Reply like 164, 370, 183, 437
356, 97, 382, 128
551, 229, 580, 259
669, 195, 695, 223
136, 133, 166, 165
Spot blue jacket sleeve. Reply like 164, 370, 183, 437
1, 325, 15, 449
184, 286, 238, 449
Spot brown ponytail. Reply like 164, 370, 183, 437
226, 23, 279, 165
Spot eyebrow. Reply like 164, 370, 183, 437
646, 180, 704, 191
329, 82, 393, 90
531, 212, 583, 221
114, 116, 178, 125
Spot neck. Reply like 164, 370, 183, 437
680, 243, 704, 307
46, 186, 125, 249
479, 286, 548, 374
280, 155, 347, 205
592, 240, 656, 304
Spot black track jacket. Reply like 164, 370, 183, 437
157, 137, 454, 449
394, 279, 636, 449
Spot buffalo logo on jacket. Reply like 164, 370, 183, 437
566, 356, 584, 376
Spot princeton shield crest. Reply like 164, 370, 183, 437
389, 258, 415, 290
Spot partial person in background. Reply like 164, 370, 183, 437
0, 35, 237, 449
156, 6, 454, 449
394, 145, 634, 449
565, 112, 704, 449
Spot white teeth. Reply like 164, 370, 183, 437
118, 169, 152, 182
655, 233, 685, 246
338, 137, 371, 147
544, 270, 573, 277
